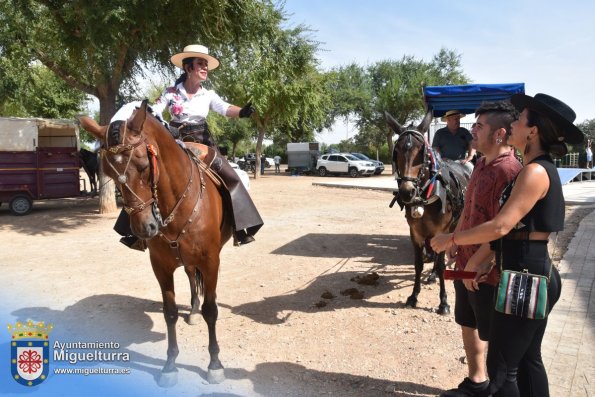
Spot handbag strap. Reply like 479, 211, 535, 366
498, 232, 557, 281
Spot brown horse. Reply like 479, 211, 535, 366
386, 111, 470, 315
79, 100, 233, 386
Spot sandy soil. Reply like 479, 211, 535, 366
0, 170, 590, 396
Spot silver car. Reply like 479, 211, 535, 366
351, 153, 385, 175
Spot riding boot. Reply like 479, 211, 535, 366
210, 155, 263, 245
114, 209, 147, 251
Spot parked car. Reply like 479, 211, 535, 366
351, 153, 384, 175
229, 162, 251, 190
316, 153, 376, 177
239, 153, 274, 169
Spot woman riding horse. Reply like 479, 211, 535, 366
80, 101, 235, 385
114, 44, 262, 250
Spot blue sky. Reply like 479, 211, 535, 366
282, 0, 595, 143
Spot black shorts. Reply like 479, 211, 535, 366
453, 280, 495, 341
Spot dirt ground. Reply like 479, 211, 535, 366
0, 170, 591, 396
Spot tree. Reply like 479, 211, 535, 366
0, 61, 87, 118
577, 118, 595, 141
324, 63, 371, 121
213, 25, 331, 178
331, 49, 468, 172
208, 113, 254, 160
0, 0, 281, 212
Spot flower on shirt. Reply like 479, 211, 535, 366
171, 103, 183, 116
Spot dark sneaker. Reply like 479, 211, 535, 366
440, 377, 489, 397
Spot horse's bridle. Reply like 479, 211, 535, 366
101, 120, 194, 228
395, 129, 431, 204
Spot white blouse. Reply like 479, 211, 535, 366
152, 83, 230, 123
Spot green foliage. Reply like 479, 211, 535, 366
324, 63, 371, 121
577, 118, 595, 141
326, 49, 468, 163
213, 23, 330, 164
0, 61, 87, 118
207, 112, 255, 159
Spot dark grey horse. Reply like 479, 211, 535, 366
79, 148, 99, 195
386, 111, 471, 314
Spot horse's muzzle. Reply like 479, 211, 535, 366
399, 181, 418, 204
130, 212, 160, 239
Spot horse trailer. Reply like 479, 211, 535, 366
286, 142, 320, 174
0, 117, 83, 215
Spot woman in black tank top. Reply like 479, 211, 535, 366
431, 93, 584, 397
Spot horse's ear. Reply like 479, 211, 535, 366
128, 99, 149, 135
417, 110, 433, 133
78, 115, 107, 141
385, 112, 404, 135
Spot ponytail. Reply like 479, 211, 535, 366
527, 109, 568, 158
174, 72, 187, 86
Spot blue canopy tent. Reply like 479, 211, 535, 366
423, 83, 525, 117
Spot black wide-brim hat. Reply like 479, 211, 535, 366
511, 93, 584, 144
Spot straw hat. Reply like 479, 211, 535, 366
170, 44, 220, 70
440, 110, 464, 122
511, 93, 584, 144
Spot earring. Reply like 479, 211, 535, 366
496, 138, 502, 145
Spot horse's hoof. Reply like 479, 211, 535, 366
426, 273, 437, 284
157, 371, 178, 388
188, 313, 201, 325
437, 305, 451, 315
405, 296, 417, 308
207, 368, 225, 384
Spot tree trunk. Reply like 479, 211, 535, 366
96, 93, 118, 214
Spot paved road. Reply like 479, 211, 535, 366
543, 205, 595, 396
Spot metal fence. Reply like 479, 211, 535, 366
554, 153, 579, 168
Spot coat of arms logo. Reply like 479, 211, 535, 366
8, 320, 53, 387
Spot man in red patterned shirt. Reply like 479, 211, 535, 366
441, 102, 522, 397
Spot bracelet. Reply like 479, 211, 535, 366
451, 233, 457, 245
